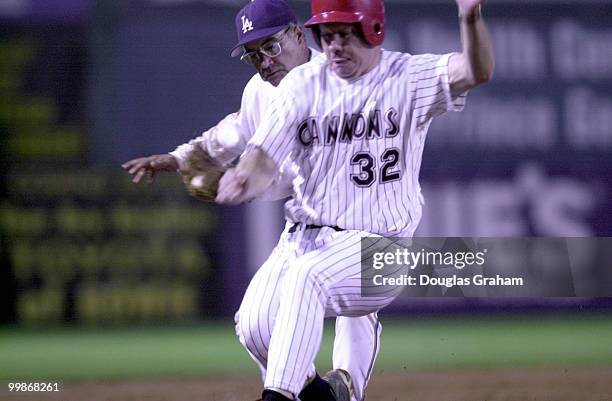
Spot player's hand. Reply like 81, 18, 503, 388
455, 0, 484, 16
121, 154, 179, 184
216, 168, 249, 205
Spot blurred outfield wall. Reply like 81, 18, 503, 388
0, 0, 611, 325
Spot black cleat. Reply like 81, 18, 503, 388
322, 369, 353, 401
262, 389, 293, 401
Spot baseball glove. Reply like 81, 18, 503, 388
180, 146, 227, 202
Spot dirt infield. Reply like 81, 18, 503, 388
4, 367, 612, 401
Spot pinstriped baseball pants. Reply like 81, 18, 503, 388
235, 225, 402, 400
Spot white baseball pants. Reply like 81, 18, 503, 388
235, 224, 402, 400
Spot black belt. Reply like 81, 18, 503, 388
288, 224, 343, 234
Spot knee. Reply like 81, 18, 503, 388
234, 304, 273, 355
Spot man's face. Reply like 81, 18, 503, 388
319, 23, 380, 80
243, 25, 305, 86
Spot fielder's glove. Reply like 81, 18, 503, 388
180, 145, 227, 202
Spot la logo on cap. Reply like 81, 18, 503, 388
230, 0, 297, 57
241, 15, 254, 34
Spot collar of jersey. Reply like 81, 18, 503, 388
329, 49, 386, 84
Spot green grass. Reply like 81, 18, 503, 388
0, 324, 249, 380
377, 315, 612, 370
1, 315, 612, 380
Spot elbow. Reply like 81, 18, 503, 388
466, 49, 495, 86
478, 55, 495, 83
482, 60, 495, 83
470, 61, 494, 86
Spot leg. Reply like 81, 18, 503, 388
333, 314, 381, 401
235, 229, 318, 384
235, 242, 284, 379
301, 315, 380, 401
264, 229, 401, 397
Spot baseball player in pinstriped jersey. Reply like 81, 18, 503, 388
217, 0, 494, 400
122, 1, 384, 400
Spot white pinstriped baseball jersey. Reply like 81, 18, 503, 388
249, 50, 466, 235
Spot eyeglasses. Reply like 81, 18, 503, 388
241, 41, 281, 65
240, 27, 289, 65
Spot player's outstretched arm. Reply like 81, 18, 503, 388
448, 0, 494, 96
215, 147, 277, 205
121, 154, 179, 184
123, 108, 245, 182
171, 111, 246, 170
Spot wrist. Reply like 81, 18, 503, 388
459, 3, 482, 24
168, 152, 184, 171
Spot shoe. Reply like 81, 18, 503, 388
299, 373, 333, 401
262, 389, 293, 401
322, 369, 353, 401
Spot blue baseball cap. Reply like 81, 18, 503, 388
230, 0, 297, 57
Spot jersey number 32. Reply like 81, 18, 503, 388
350, 148, 402, 187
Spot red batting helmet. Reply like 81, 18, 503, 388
304, 0, 385, 47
